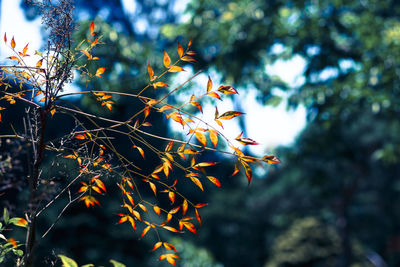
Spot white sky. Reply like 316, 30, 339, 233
1, 0, 307, 155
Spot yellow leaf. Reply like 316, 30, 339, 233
209, 129, 218, 148
181, 55, 196, 62
182, 199, 188, 215
195, 209, 202, 226
207, 176, 221, 187
11, 36, 15, 49
163, 50, 171, 68
95, 67, 106, 78
36, 59, 43, 68
262, 155, 281, 164
208, 91, 221, 100
148, 61, 154, 80
177, 41, 183, 58
195, 131, 207, 147
207, 76, 212, 92
153, 205, 161, 215
163, 226, 180, 233
218, 111, 244, 120
194, 162, 217, 167
141, 225, 151, 238
241, 160, 252, 184
190, 101, 203, 113
152, 242, 162, 251
217, 85, 238, 95
163, 242, 177, 252
189, 176, 203, 191
168, 66, 184, 72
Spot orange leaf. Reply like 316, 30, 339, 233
75, 134, 87, 140
139, 203, 148, 212
262, 155, 281, 164
208, 91, 221, 100
241, 160, 252, 184
165, 141, 173, 152
148, 61, 154, 80
95, 67, 106, 78
181, 55, 196, 62
163, 50, 171, 68
194, 209, 202, 226
158, 104, 174, 112
207, 176, 221, 187
194, 203, 208, 208
217, 85, 238, 95
177, 41, 183, 57
152, 242, 163, 251
189, 176, 203, 191
163, 226, 180, 233
235, 132, 259, 145
190, 101, 203, 113
164, 242, 178, 252
182, 221, 197, 234
36, 59, 43, 68
141, 225, 151, 238
168, 191, 175, 204
153, 81, 168, 89
231, 162, 240, 176
209, 129, 218, 148
149, 182, 157, 196
218, 111, 244, 120
178, 202, 186, 218
153, 205, 161, 216
168, 66, 184, 72
11, 36, 15, 49
207, 76, 213, 92
90, 21, 95, 36
15, 218, 28, 227
8, 238, 17, 249
194, 162, 217, 167
3, 32, 6, 43
22, 43, 29, 56
132, 145, 145, 159
195, 131, 207, 147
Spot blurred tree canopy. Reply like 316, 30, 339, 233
1, 0, 399, 266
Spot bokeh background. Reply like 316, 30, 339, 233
1, 0, 400, 266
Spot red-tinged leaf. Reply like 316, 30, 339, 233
194, 162, 217, 167
164, 242, 178, 252
132, 210, 141, 221
188, 38, 193, 48
8, 238, 17, 249
80, 195, 100, 208
148, 61, 154, 80
152, 242, 162, 251
149, 182, 157, 196
207, 76, 213, 92
163, 50, 171, 68
8, 56, 20, 62
15, 218, 28, 227
144, 106, 150, 118
207, 176, 221, 187
91, 186, 102, 194
241, 160, 253, 184
181, 55, 196, 62
195, 209, 202, 226
195, 131, 207, 147
231, 162, 240, 176
128, 216, 136, 230
208, 129, 218, 148
165, 141, 173, 152
241, 156, 258, 163
95, 67, 106, 78
80, 49, 91, 59
182, 199, 188, 215
169, 206, 180, 214
142, 122, 152, 127
218, 111, 244, 120
90, 21, 95, 36
153, 81, 168, 89
235, 132, 259, 145
183, 148, 200, 154
189, 176, 204, 191
75, 134, 87, 140
139, 203, 148, 212
11, 36, 15, 49
177, 41, 183, 57
190, 101, 203, 113
168, 66, 184, 72
217, 85, 238, 95
105, 102, 113, 111
153, 205, 161, 216
158, 104, 174, 112
183, 221, 197, 234
91, 37, 99, 47
141, 225, 151, 238
132, 145, 145, 159
208, 91, 221, 100
22, 43, 29, 56
230, 145, 245, 157
262, 155, 281, 164
194, 203, 208, 208
92, 178, 106, 192
3, 32, 6, 43
163, 226, 180, 233
168, 191, 175, 204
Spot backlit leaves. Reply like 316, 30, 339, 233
95, 67, 106, 78
163, 50, 171, 68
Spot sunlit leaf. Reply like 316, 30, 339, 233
149, 182, 157, 196
75, 134, 87, 140
218, 111, 244, 120
182, 199, 188, 215
11, 36, 15, 49
164, 242, 177, 252
163, 50, 171, 68
181, 55, 196, 62
195, 209, 202, 226
90, 21, 95, 36
163, 226, 180, 233
152, 242, 163, 251
3, 32, 6, 43
209, 129, 218, 148
139, 203, 148, 213
58, 254, 78, 267
190, 101, 203, 113
189, 176, 204, 191
168, 191, 175, 204
262, 155, 281, 164
177, 41, 183, 57
22, 43, 29, 56
153, 82, 168, 89
206, 176, 221, 187
109, 259, 126, 267
235, 132, 259, 145
147, 61, 154, 80
141, 225, 151, 238
208, 91, 221, 100
217, 85, 238, 95
153, 205, 161, 215
207, 76, 213, 92
194, 131, 207, 147
95, 67, 106, 78
241, 160, 252, 184
132, 145, 145, 159
168, 66, 184, 72
193, 162, 217, 167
